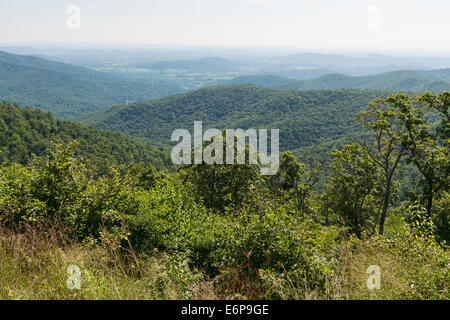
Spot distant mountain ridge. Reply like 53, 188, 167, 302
224, 69, 450, 93
137, 57, 238, 72
0, 50, 114, 81
0, 51, 185, 119
276, 52, 450, 69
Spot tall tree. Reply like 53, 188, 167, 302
269, 152, 321, 216
184, 133, 261, 211
395, 92, 449, 218
326, 144, 382, 238
358, 93, 407, 235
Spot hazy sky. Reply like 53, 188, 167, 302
1, 0, 450, 54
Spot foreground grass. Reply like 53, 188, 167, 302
0, 225, 214, 300
1, 224, 447, 300
338, 236, 449, 299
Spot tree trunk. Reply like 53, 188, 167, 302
426, 190, 433, 219
378, 180, 391, 235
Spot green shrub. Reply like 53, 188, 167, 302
212, 199, 341, 298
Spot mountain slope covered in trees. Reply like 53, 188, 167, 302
0, 51, 184, 119
225, 69, 450, 93
0, 50, 115, 81
0, 102, 170, 172
84, 85, 389, 152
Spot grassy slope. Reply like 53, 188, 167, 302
1, 219, 447, 300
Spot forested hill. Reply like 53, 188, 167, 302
0, 102, 170, 172
225, 69, 450, 93
83, 85, 389, 152
0, 50, 113, 81
0, 51, 184, 119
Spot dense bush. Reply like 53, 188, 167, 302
0, 141, 448, 300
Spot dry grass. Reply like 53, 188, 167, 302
1, 223, 447, 300
337, 237, 449, 300
0, 223, 212, 300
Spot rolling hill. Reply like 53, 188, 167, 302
0, 51, 184, 119
274, 52, 450, 70
0, 50, 114, 81
225, 69, 450, 93
0, 101, 170, 173
83, 85, 390, 154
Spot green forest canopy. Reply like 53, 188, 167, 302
0, 101, 170, 173
0, 50, 184, 119
84, 85, 390, 153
